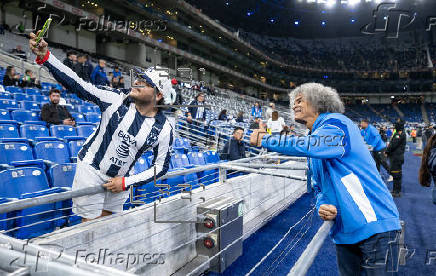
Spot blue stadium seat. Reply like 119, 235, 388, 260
77, 105, 95, 113
35, 141, 70, 163
49, 163, 80, 226
0, 198, 15, 235
13, 93, 32, 101
84, 112, 101, 123
21, 101, 40, 111
49, 163, 76, 188
70, 112, 86, 123
20, 124, 50, 139
0, 124, 19, 138
11, 110, 39, 123
0, 99, 19, 109
33, 95, 49, 102
24, 88, 40, 95
0, 109, 10, 120
187, 152, 217, 185
50, 125, 77, 139
133, 155, 150, 174
0, 92, 12, 99
203, 151, 221, 164
76, 125, 96, 137
0, 142, 34, 164
4, 86, 22, 93
68, 139, 85, 158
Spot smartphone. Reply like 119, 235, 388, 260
35, 18, 52, 45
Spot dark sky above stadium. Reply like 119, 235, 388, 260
185, 0, 436, 38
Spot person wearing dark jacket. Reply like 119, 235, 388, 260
74, 54, 93, 82
419, 134, 436, 204
221, 127, 245, 161
3, 66, 21, 87
236, 111, 244, 123
41, 89, 75, 126
385, 121, 407, 197
423, 125, 434, 148
63, 51, 77, 69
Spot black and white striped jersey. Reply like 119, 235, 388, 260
38, 52, 173, 188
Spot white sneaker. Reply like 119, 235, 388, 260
387, 175, 393, 182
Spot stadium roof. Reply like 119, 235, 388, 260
184, 0, 436, 38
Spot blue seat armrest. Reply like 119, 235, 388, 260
0, 138, 30, 144
34, 136, 62, 142
24, 121, 46, 126
64, 136, 85, 142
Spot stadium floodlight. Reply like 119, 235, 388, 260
326, 0, 336, 8
321, 21, 327, 26
294, 20, 300, 25
348, 0, 361, 6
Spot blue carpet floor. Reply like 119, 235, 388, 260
208, 142, 436, 275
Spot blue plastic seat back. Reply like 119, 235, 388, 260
84, 112, 101, 123
0, 99, 19, 109
0, 142, 34, 164
77, 105, 95, 113
24, 88, 40, 95
187, 152, 207, 166
0, 124, 19, 138
0, 167, 50, 198
204, 151, 221, 163
50, 125, 77, 139
0, 92, 12, 99
33, 95, 49, 102
68, 139, 85, 157
0, 198, 15, 234
76, 125, 96, 137
11, 110, 39, 122
17, 188, 63, 239
171, 154, 190, 169
4, 86, 22, 93
20, 124, 49, 139
22, 101, 40, 110
70, 112, 86, 123
13, 93, 31, 101
134, 155, 150, 174
35, 141, 70, 163
50, 163, 76, 188
0, 109, 10, 120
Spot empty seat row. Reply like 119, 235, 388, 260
0, 123, 96, 139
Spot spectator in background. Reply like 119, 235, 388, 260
419, 134, 436, 204
118, 76, 125, 88
360, 119, 390, 173
267, 111, 285, 135
187, 93, 207, 141
218, 109, 228, 121
3, 66, 21, 87
379, 126, 388, 143
171, 78, 183, 107
41, 89, 76, 126
74, 54, 92, 82
113, 66, 122, 78
386, 121, 407, 197
0, 23, 5, 35
63, 51, 77, 69
221, 127, 246, 161
250, 117, 261, 130
266, 102, 276, 121
111, 77, 121, 89
411, 128, 417, 143
10, 45, 26, 60
20, 69, 41, 88
236, 111, 244, 123
251, 102, 262, 119
91, 59, 110, 86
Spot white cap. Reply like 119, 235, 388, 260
134, 66, 176, 105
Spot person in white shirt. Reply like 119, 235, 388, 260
267, 111, 285, 135
266, 102, 275, 121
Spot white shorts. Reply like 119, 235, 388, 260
72, 160, 129, 219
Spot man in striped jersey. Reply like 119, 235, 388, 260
29, 32, 176, 221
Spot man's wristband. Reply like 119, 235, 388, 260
122, 177, 126, 191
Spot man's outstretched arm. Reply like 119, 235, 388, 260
29, 32, 122, 111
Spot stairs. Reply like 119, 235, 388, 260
366, 104, 389, 122
421, 104, 429, 124
392, 103, 404, 119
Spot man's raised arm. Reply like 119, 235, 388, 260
29, 32, 122, 111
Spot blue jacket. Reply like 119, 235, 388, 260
262, 113, 400, 244
91, 65, 109, 86
251, 106, 262, 118
361, 124, 386, 151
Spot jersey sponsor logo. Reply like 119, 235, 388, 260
116, 140, 130, 158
